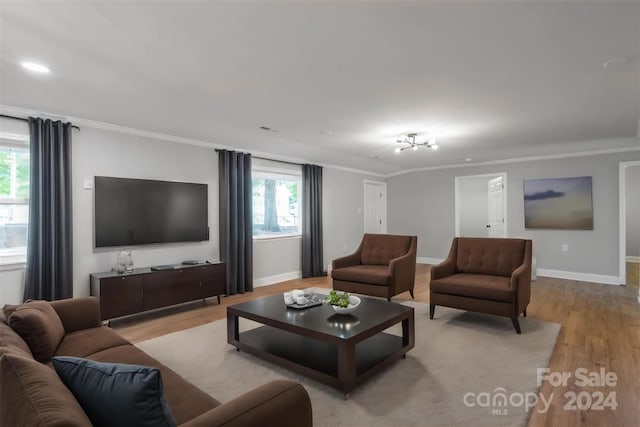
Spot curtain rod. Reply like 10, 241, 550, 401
214, 149, 303, 166
0, 114, 80, 130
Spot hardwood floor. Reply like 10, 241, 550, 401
114, 264, 640, 427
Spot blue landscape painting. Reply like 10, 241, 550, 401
523, 176, 593, 229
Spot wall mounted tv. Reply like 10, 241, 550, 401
94, 176, 209, 248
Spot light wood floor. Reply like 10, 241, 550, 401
114, 263, 640, 427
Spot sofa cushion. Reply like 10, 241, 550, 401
360, 234, 412, 265
332, 264, 391, 286
88, 344, 220, 425
1, 304, 19, 322
8, 300, 65, 363
0, 320, 33, 359
52, 356, 177, 427
430, 273, 514, 302
455, 238, 526, 277
0, 354, 92, 427
54, 326, 130, 358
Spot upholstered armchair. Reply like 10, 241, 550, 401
429, 237, 532, 333
331, 234, 417, 300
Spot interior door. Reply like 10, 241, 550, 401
364, 181, 386, 233
487, 176, 504, 237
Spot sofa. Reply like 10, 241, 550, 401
331, 233, 417, 300
0, 297, 312, 426
429, 237, 532, 334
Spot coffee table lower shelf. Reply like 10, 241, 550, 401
231, 325, 408, 395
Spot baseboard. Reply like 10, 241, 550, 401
536, 268, 620, 285
416, 257, 444, 265
253, 271, 302, 288
626, 256, 640, 263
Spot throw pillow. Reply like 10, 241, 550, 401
8, 300, 65, 363
52, 356, 177, 427
0, 354, 92, 427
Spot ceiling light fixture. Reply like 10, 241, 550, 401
20, 61, 50, 74
394, 133, 438, 153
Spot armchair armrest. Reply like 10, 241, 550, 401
49, 297, 101, 333
431, 238, 459, 281
510, 240, 532, 304
389, 236, 417, 293
180, 380, 312, 427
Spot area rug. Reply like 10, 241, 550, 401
137, 296, 560, 427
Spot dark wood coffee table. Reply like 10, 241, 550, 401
227, 293, 415, 397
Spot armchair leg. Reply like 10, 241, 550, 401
523, 308, 527, 317
409, 289, 414, 299
511, 317, 522, 334
429, 304, 435, 319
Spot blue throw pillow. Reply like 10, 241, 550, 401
52, 356, 176, 427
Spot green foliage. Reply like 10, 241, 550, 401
0, 151, 29, 198
15, 152, 29, 198
324, 290, 351, 308
0, 152, 10, 196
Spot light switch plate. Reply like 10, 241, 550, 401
83, 179, 94, 190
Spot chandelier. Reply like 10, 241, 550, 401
395, 133, 438, 153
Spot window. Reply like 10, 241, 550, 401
252, 170, 301, 238
0, 140, 29, 263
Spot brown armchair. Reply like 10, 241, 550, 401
429, 237, 532, 333
331, 234, 417, 300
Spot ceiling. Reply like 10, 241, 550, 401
1, 1, 639, 175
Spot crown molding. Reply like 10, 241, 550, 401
3, 104, 637, 180
385, 145, 640, 178
0, 104, 386, 177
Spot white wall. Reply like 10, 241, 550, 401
72, 127, 220, 298
387, 148, 640, 281
0, 124, 387, 303
626, 165, 640, 258
0, 125, 220, 305
323, 168, 385, 270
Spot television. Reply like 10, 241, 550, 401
94, 176, 209, 248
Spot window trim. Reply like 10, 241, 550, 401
0, 137, 30, 265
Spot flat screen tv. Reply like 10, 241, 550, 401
94, 176, 209, 248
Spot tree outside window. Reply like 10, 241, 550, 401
252, 171, 301, 238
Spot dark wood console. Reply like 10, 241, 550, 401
90, 262, 226, 321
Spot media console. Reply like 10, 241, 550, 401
90, 262, 226, 321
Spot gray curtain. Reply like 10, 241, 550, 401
218, 150, 253, 294
301, 164, 324, 277
24, 118, 73, 301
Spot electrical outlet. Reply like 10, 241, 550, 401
561, 244, 568, 252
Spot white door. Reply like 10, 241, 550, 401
364, 181, 387, 233
487, 176, 505, 237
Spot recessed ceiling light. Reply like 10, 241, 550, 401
465, 158, 472, 162
21, 61, 50, 74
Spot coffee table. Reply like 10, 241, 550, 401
227, 293, 415, 397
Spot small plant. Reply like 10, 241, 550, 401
324, 290, 351, 308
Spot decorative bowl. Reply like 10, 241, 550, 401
330, 296, 361, 315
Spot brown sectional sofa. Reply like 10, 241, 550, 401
0, 297, 312, 427
331, 233, 417, 300
430, 237, 532, 333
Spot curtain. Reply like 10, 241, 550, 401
218, 150, 253, 294
24, 118, 73, 301
301, 164, 324, 277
